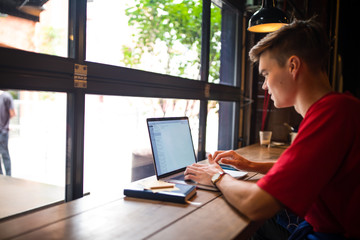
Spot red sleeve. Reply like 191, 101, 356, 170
257, 94, 356, 217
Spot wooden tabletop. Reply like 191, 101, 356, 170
0, 144, 286, 240
0, 175, 64, 220
235, 143, 286, 162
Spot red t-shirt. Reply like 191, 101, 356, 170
257, 92, 360, 238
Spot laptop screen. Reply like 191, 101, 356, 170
147, 117, 197, 178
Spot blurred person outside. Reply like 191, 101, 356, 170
0, 90, 15, 176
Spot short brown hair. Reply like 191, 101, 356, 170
249, 18, 330, 72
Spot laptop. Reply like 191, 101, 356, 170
146, 117, 247, 191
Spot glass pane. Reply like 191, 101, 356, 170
84, 95, 200, 198
0, 1, 68, 57
86, 0, 202, 80
1, 90, 66, 219
206, 100, 219, 154
214, 2, 239, 86
209, 3, 221, 83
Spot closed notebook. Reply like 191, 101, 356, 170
124, 182, 196, 204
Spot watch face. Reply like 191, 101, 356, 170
211, 172, 221, 183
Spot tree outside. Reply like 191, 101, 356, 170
123, 0, 222, 83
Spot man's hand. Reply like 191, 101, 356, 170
184, 158, 223, 185
211, 150, 252, 171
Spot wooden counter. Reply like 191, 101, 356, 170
0, 175, 64, 220
0, 144, 286, 240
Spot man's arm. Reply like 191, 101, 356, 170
215, 174, 282, 220
9, 109, 15, 118
185, 161, 282, 221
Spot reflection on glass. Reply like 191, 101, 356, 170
1, 90, 66, 219
213, 2, 238, 86
0, 1, 68, 57
84, 95, 200, 197
86, 0, 204, 80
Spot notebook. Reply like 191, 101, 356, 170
124, 181, 197, 204
147, 117, 247, 191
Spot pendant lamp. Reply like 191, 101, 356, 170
248, 0, 289, 33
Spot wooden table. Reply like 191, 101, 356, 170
0, 175, 65, 220
0, 144, 286, 240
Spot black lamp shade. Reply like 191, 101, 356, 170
248, 1, 289, 33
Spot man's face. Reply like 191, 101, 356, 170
258, 51, 295, 108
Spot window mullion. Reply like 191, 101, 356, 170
65, 0, 87, 201
198, 0, 211, 161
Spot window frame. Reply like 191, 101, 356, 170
0, 0, 245, 201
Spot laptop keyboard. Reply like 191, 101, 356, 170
172, 174, 185, 180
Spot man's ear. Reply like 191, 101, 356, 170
288, 55, 301, 79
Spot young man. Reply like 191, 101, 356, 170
185, 19, 360, 239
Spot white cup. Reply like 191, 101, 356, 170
259, 131, 272, 147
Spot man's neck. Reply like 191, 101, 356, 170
294, 71, 332, 117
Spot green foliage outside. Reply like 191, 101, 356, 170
123, 0, 222, 83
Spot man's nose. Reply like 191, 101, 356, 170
262, 79, 268, 90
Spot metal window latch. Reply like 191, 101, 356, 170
74, 64, 87, 88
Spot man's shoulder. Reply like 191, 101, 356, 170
304, 92, 360, 127
325, 92, 360, 104
0, 92, 13, 100
316, 92, 360, 112
0, 92, 14, 103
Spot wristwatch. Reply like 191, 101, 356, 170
211, 171, 227, 187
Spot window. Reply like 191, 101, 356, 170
1, 90, 66, 219
0, 0, 244, 203
10, 90, 66, 184
0, 1, 68, 57
84, 95, 200, 197
209, 2, 222, 83
86, 0, 203, 80
206, 100, 219, 152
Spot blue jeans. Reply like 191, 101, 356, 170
250, 210, 348, 240
0, 132, 11, 176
